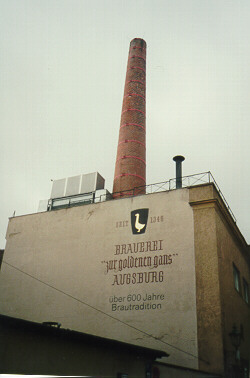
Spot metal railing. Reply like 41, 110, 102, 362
113, 171, 237, 223
48, 191, 113, 211
48, 171, 236, 223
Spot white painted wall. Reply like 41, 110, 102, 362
0, 189, 198, 369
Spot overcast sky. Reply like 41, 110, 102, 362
1, 0, 249, 248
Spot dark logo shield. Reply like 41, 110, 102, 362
131, 208, 149, 235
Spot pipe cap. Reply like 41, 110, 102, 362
173, 155, 185, 162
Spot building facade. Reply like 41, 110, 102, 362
0, 180, 249, 377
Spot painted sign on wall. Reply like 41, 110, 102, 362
0, 189, 198, 369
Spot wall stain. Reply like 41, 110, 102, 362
9, 232, 21, 238
87, 210, 94, 220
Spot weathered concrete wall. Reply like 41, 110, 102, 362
191, 200, 224, 373
215, 198, 250, 376
190, 184, 250, 376
0, 189, 198, 369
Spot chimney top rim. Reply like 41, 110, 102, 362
131, 38, 147, 45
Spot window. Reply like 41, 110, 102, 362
243, 278, 249, 304
233, 264, 240, 293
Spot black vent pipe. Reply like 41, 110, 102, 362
173, 155, 185, 189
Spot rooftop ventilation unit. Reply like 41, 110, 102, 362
50, 172, 105, 199
38, 172, 111, 212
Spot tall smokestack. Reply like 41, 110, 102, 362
113, 38, 146, 198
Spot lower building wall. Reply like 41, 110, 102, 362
154, 362, 221, 378
0, 322, 150, 376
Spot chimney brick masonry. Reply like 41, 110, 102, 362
113, 38, 146, 198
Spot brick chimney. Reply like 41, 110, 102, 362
113, 38, 146, 198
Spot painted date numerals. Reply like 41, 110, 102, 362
150, 216, 164, 223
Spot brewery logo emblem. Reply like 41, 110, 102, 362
131, 208, 149, 235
